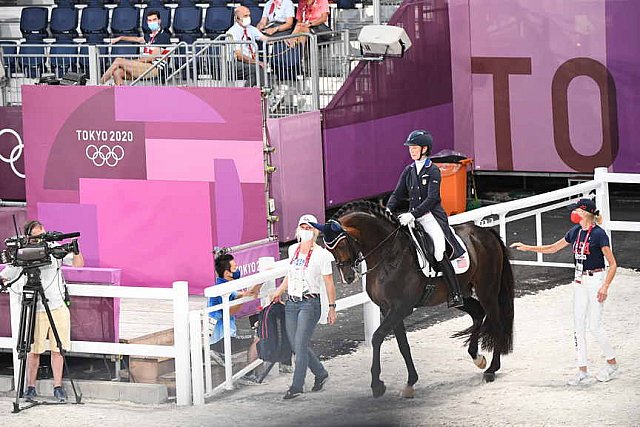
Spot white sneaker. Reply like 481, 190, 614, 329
567, 371, 590, 386
596, 364, 619, 382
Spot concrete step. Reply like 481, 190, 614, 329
0, 376, 168, 404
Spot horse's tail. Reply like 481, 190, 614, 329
480, 229, 515, 355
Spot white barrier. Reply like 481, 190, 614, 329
192, 167, 640, 404
1, 280, 192, 406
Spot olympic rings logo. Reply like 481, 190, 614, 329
85, 144, 125, 167
0, 128, 25, 179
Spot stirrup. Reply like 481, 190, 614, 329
448, 292, 464, 308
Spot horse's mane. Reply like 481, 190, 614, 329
332, 200, 399, 226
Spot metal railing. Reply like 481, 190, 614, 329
0, 31, 356, 117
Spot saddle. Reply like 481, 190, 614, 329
407, 224, 470, 278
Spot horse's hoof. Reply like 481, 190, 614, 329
474, 354, 487, 370
372, 382, 386, 398
400, 386, 415, 399
483, 372, 496, 382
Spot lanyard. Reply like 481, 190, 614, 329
573, 225, 594, 261
290, 245, 314, 269
242, 28, 256, 59
301, 0, 317, 23
269, 0, 282, 16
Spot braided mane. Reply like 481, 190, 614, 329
332, 200, 399, 226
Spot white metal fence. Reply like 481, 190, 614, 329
0, 280, 192, 406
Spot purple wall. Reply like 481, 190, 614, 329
269, 111, 326, 240
322, 0, 455, 206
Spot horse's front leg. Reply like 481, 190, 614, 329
394, 320, 418, 398
370, 308, 404, 398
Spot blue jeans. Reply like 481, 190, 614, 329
285, 298, 327, 392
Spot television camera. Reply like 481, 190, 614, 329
1, 231, 80, 270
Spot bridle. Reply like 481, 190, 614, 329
328, 223, 402, 279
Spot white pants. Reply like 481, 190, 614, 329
572, 271, 615, 367
417, 213, 445, 262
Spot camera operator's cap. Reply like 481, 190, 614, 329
567, 198, 598, 214
298, 214, 318, 226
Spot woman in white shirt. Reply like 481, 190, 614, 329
271, 214, 337, 399
257, 0, 296, 35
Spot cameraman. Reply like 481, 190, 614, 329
0, 220, 84, 402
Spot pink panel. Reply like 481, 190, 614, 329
114, 87, 226, 123
145, 139, 264, 183
79, 178, 214, 293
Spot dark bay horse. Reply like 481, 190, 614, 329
316, 201, 514, 398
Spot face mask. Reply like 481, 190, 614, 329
570, 212, 582, 224
232, 269, 241, 280
148, 22, 160, 31
299, 229, 315, 242
241, 17, 251, 27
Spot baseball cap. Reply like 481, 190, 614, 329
567, 198, 598, 214
298, 214, 318, 226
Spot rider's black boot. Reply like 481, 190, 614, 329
439, 256, 463, 308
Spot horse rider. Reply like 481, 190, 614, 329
386, 130, 465, 308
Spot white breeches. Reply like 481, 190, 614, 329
572, 271, 615, 367
417, 213, 445, 262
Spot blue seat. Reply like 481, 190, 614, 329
208, 0, 227, 5
78, 43, 109, 72
81, 7, 109, 39
176, 0, 195, 6
111, 42, 140, 58
336, 0, 357, 9
50, 42, 79, 76
19, 42, 46, 78
246, 4, 262, 27
54, 0, 75, 7
204, 6, 233, 38
142, 7, 172, 34
20, 7, 49, 40
110, 6, 140, 35
50, 7, 79, 40
0, 41, 18, 75
173, 6, 202, 43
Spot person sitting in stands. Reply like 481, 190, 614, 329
100, 10, 171, 85
257, 0, 296, 36
287, 0, 330, 46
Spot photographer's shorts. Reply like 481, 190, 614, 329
32, 305, 71, 354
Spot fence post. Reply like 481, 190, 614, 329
594, 167, 612, 244
309, 35, 320, 110
87, 45, 99, 86
361, 260, 380, 347
189, 310, 205, 405
172, 281, 192, 406
222, 294, 234, 390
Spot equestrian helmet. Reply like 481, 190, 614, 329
404, 130, 433, 148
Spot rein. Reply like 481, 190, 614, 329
349, 225, 402, 275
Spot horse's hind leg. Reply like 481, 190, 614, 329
370, 308, 405, 398
394, 320, 418, 398
484, 352, 501, 382
459, 297, 487, 369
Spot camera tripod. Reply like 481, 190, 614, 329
11, 266, 82, 413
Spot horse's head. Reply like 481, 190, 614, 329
310, 219, 361, 284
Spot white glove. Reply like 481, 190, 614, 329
398, 213, 415, 227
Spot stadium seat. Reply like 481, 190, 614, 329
50, 7, 79, 40
245, 2, 262, 27
172, 6, 203, 43
204, 6, 233, 38
336, 0, 357, 9
53, 0, 75, 7
208, 0, 228, 6
176, 0, 196, 6
0, 41, 18, 75
18, 42, 46, 78
141, 7, 172, 34
50, 42, 79, 77
80, 7, 109, 41
78, 43, 109, 72
20, 7, 49, 41
110, 6, 141, 35
111, 42, 140, 58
